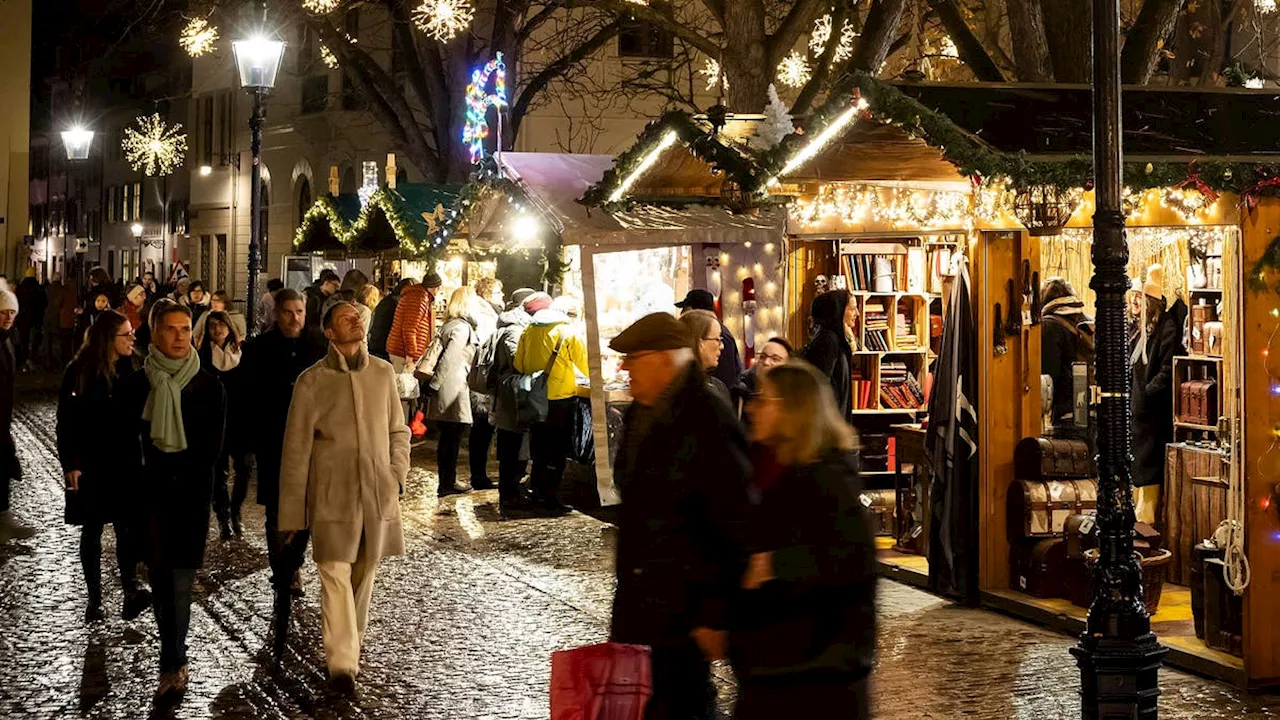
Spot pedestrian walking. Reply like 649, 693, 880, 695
677, 289, 742, 390
731, 360, 875, 719
386, 272, 439, 363
256, 278, 284, 335
117, 300, 226, 707
424, 287, 479, 496
513, 292, 588, 514
140, 272, 159, 303
0, 283, 34, 543
355, 284, 381, 342
369, 278, 413, 360
678, 309, 734, 410
487, 289, 536, 512
239, 288, 327, 657
185, 281, 211, 327
15, 268, 46, 371
57, 310, 152, 622
193, 290, 247, 345
198, 311, 250, 540
304, 269, 341, 331
42, 272, 64, 370
466, 278, 502, 490
278, 301, 410, 694
607, 312, 750, 720
803, 290, 856, 421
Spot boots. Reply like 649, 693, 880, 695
218, 517, 233, 541
230, 507, 243, 538
0, 510, 35, 543
85, 564, 104, 624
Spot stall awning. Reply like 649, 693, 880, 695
496, 152, 785, 248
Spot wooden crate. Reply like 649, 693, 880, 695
1164, 443, 1227, 585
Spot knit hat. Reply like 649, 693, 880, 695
0, 280, 17, 314
1143, 264, 1164, 299
510, 287, 537, 308
523, 292, 553, 314
423, 271, 443, 289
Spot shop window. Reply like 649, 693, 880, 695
618, 4, 673, 59
302, 74, 329, 114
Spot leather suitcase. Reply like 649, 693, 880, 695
1179, 380, 1195, 424
1014, 437, 1095, 481
1064, 514, 1096, 558
1190, 543, 1221, 641
1007, 477, 1099, 540
1010, 538, 1067, 599
1190, 304, 1216, 354
859, 489, 896, 537
1203, 550, 1244, 657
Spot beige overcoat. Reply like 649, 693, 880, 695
278, 344, 410, 564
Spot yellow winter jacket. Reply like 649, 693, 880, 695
514, 314, 589, 401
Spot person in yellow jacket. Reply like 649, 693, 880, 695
513, 292, 588, 515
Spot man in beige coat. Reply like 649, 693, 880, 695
278, 301, 410, 693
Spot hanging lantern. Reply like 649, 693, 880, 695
1013, 185, 1082, 236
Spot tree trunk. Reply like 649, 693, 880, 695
1121, 0, 1187, 84
926, 0, 1005, 81
846, 0, 909, 75
1040, 0, 1092, 83
723, 0, 771, 112
1005, 0, 1053, 81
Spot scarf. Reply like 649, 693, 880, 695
143, 349, 201, 453
210, 343, 241, 372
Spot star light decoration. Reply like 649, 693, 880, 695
413, 0, 475, 42
302, 0, 341, 12
122, 114, 188, 177
179, 18, 219, 58
777, 51, 812, 88
700, 58, 727, 91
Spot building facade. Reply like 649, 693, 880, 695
0, 0, 33, 279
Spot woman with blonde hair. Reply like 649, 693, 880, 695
678, 309, 733, 410
422, 286, 479, 496
733, 359, 875, 719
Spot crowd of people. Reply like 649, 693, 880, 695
0, 266, 879, 719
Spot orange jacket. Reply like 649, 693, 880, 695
386, 285, 434, 359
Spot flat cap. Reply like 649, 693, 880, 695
609, 312, 689, 354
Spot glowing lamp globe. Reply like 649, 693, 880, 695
232, 37, 286, 89
131, 223, 144, 239
61, 129, 94, 160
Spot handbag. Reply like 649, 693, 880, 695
395, 371, 421, 400
550, 642, 652, 720
498, 337, 564, 429
413, 329, 448, 385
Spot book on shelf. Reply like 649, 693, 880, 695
844, 254, 907, 292
879, 365, 926, 410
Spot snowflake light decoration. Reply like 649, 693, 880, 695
700, 58, 728, 91
809, 14, 833, 55
122, 114, 188, 177
179, 18, 219, 58
1258, 0, 1278, 14
413, 0, 474, 42
777, 51, 811, 88
835, 21, 857, 62
302, 0, 341, 12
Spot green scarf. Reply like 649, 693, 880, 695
143, 348, 202, 453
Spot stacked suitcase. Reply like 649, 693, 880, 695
1007, 437, 1098, 599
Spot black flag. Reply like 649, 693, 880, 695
926, 255, 980, 604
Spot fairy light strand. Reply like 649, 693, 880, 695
463, 54, 508, 164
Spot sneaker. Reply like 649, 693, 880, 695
0, 511, 35, 543
438, 480, 472, 497
173, 665, 189, 694
531, 497, 574, 517
123, 588, 153, 621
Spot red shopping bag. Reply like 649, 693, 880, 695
550, 642, 652, 720
410, 411, 427, 438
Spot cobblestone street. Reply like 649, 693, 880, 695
2, 389, 1279, 718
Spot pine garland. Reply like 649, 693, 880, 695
293, 196, 350, 252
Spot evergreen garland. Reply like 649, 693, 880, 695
293, 196, 350, 252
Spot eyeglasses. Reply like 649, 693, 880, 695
115, 331, 135, 338
759, 352, 787, 364
702, 337, 724, 344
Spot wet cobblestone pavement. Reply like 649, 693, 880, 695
3, 387, 1280, 718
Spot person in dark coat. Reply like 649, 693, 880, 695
0, 284, 33, 543
1040, 278, 1094, 429
75, 288, 113, 349
679, 309, 734, 410
731, 360, 875, 719
677, 289, 742, 390
608, 312, 751, 720
1129, 264, 1186, 525
369, 278, 413, 360
238, 287, 327, 657
731, 338, 792, 434
304, 269, 341, 332
486, 291, 535, 512
15, 270, 46, 371
117, 300, 226, 707
58, 310, 151, 622
197, 311, 250, 540
803, 290, 855, 420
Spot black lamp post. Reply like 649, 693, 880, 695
1070, 0, 1168, 716
232, 35, 285, 336
61, 128, 94, 276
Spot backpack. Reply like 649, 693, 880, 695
1046, 314, 1095, 364
495, 337, 563, 429
468, 331, 502, 394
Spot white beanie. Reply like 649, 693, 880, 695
0, 279, 17, 314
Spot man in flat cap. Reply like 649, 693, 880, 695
607, 312, 750, 719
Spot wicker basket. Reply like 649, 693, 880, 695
1083, 547, 1173, 616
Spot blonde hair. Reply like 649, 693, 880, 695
445, 285, 476, 321
474, 276, 499, 300
760, 360, 858, 466
678, 309, 719, 353
356, 283, 381, 309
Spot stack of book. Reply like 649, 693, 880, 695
864, 300, 891, 352
880, 363, 926, 410
895, 305, 918, 350
844, 254, 904, 292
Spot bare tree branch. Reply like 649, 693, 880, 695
1121, 0, 1187, 84
925, 0, 1005, 81
767, 0, 827, 67
1004, 0, 1053, 81
571, 0, 723, 58
846, 0, 909, 74
512, 21, 622, 137
791, 3, 850, 115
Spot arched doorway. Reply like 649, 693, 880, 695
297, 177, 312, 227
340, 166, 357, 194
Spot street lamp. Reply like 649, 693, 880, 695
61, 128, 93, 161
131, 223, 144, 281
232, 34, 285, 336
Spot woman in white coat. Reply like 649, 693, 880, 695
425, 287, 479, 496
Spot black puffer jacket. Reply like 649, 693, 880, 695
1131, 296, 1187, 488
803, 291, 853, 420
730, 449, 876, 685
368, 292, 400, 360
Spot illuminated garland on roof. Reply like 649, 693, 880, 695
293, 196, 350, 252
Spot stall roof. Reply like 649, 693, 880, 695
779, 120, 968, 184
497, 152, 785, 247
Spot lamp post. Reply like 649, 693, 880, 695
131, 222, 144, 281
1070, 0, 1167, 716
61, 128, 94, 279
232, 35, 285, 336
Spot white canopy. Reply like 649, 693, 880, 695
495, 152, 786, 248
